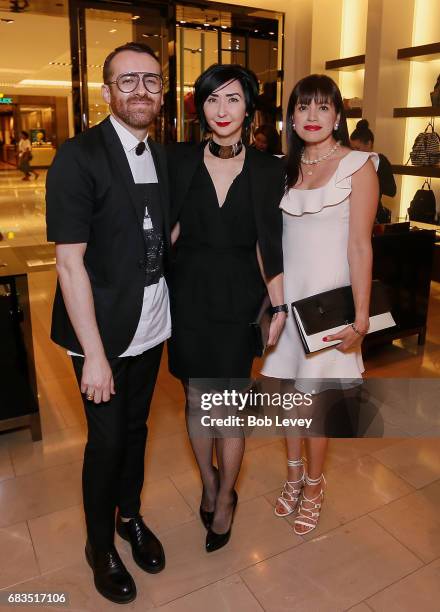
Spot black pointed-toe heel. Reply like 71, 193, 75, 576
199, 466, 219, 530
199, 507, 215, 530
205, 490, 238, 553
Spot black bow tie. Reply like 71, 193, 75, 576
135, 141, 146, 156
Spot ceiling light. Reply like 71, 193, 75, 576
254, 29, 259, 33
269, 31, 275, 35
221, 25, 227, 29
180, 20, 186, 24
204, 23, 209, 27
1, 18, 15, 23
132, 15, 140, 20
142, 33, 149, 38
109, 29, 117, 33
19, 79, 102, 88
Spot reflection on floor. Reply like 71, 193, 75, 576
1, 167, 440, 611
0, 168, 47, 247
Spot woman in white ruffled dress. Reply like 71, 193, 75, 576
262, 74, 379, 535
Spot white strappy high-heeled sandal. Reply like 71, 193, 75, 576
294, 472, 326, 535
274, 458, 306, 517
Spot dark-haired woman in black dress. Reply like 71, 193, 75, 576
167, 64, 286, 552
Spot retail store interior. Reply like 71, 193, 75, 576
0, 0, 440, 610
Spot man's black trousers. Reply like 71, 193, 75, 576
72, 342, 163, 551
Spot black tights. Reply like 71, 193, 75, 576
183, 379, 245, 533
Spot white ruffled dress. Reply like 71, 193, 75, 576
261, 150, 379, 390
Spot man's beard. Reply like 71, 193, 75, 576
112, 95, 159, 128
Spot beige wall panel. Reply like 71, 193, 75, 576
363, 0, 416, 218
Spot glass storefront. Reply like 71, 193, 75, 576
175, 4, 283, 142
0, 0, 284, 152
83, 5, 171, 141
70, 0, 283, 143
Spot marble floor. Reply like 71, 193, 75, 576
0, 167, 440, 611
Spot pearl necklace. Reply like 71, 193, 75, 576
301, 141, 340, 175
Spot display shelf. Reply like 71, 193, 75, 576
397, 42, 440, 61
393, 107, 440, 117
325, 54, 365, 71
345, 108, 362, 118
391, 164, 440, 178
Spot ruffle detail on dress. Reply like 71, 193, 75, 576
280, 151, 379, 216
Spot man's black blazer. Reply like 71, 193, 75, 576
46, 116, 170, 357
167, 142, 285, 278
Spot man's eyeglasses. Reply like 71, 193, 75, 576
107, 72, 163, 94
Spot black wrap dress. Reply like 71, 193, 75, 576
167, 143, 285, 379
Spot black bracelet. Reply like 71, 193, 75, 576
271, 304, 288, 314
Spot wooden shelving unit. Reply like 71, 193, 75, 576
325, 54, 365, 71
393, 107, 440, 118
345, 108, 362, 118
391, 164, 440, 178
392, 42, 440, 184
397, 42, 440, 61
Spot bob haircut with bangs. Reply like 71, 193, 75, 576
194, 63, 259, 134
285, 74, 350, 190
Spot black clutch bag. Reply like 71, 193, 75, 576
291, 280, 396, 354
250, 294, 272, 357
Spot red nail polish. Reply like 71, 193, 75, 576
322, 337, 328, 341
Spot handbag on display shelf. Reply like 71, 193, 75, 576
250, 294, 272, 357
407, 179, 437, 223
409, 121, 440, 166
431, 75, 440, 107
291, 280, 396, 355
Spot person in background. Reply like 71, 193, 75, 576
350, 119, 396, 223
256, 81, 278, 125
253, 124, 283, 156
18, 131, 38, 181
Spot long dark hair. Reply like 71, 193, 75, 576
194, 63, 259, 134
285, 74, 349, 190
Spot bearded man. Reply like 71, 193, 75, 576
46, 43, 170, 604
